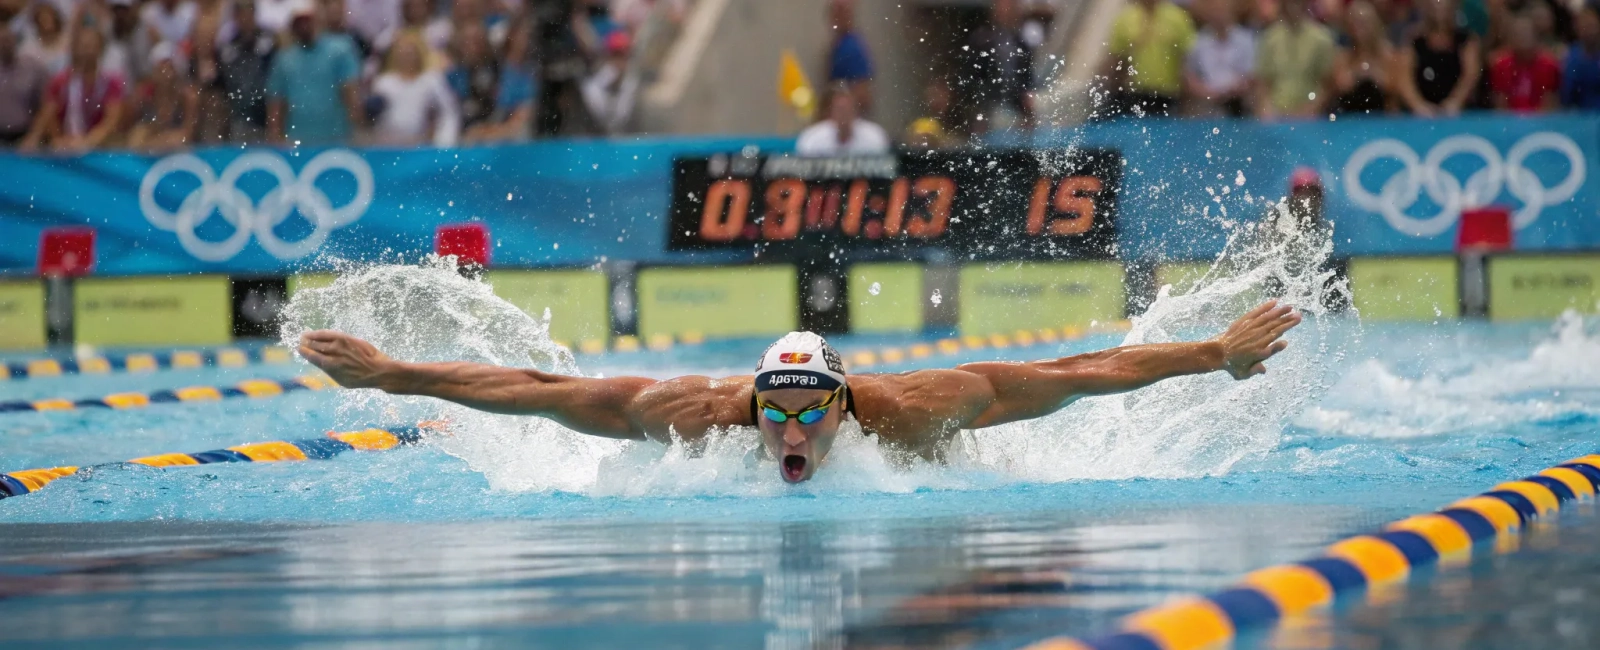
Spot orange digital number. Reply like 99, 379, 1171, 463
1028, 176, 1100, 236
905, 176, 954, 238
699, 179, 750, 241
841, 180, 869, 236
762, 179, 806, 240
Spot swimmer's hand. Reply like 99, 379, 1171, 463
297, 330, 395, 389
1213, 301, 1301, 379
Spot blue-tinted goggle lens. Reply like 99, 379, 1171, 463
762, 406, 829, 425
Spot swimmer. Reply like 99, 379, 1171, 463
299, 301, 1301, 483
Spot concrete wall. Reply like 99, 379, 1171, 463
640, 0, 932, 139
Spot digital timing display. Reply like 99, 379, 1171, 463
666, 149, 1122, 260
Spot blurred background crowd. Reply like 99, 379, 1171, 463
2, 0, 1597, 156
1100, 0, 1600, 120
0, 0, 688, 152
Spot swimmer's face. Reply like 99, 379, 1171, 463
755, 387, 845, 484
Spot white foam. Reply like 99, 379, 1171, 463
281, 207, 1352, 493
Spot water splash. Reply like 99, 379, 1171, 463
281, 210, 1351, 492
954, 203, 1353, 480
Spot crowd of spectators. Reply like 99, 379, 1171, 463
0, 0, 685, 153
1099, 0, 1600, 120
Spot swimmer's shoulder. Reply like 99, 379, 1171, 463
847, 370, 993, 442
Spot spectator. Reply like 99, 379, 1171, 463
449, 21, 534, 143
139, 0, 198, 47
265, 0, 362, 145
1372, 0, 1419, 45
825, 0, 874, 114
257, 0, 296, 32
1561, 2, 1600, 109
388, 0, 449, 68
1254, 0, 1335, 118
1524, 2, 1568, 60
216, 0, 276, 140
579, 29, 639, 134
127, 41, 198, 150
19, 2, 69, 75
795, 83, 889, 157
0, 26, 46, 144
1184, 0, 1255, 117
322, 0, 375, 60
20, 26, 125, 153
530, 0, 594, 135
961, 0, 1041, 130
1490, 13, 1561, 111
903, 79, 957, 149
1332, 0, 1396, 114
1396, 0, 1480, 116
1102, 0, 1194, 119
102, 0, 149, 80
370, 30, 458, 146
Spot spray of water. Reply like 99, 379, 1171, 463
281, 210, 1351, 494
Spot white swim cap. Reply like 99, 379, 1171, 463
754, 332, 846, 392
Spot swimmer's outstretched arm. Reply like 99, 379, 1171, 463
297, 331, 656, 440
957, 301, 1301, 428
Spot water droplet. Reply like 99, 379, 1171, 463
1235, 171, 1246, 186
869, 282, 882, 296
930, 290, 943, 306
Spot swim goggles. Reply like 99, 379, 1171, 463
756, 386, 843, 425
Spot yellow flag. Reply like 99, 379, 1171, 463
778, 49, 815, 122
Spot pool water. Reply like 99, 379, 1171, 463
3, 262, 1600, 648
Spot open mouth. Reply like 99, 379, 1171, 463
782, 454, 807, 482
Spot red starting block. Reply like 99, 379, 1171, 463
1457, 207, 1512, 252
38, 227, 96, 277
435, 223, 491, 267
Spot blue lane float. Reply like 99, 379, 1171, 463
3, 346, 294, 380
0, 424, 433, 500
1020, 457, 1600, 650
0, 375, 338, 413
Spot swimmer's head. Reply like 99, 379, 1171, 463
753, 332, 848, 484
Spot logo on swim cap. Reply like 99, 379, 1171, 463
755, 332, 846, 392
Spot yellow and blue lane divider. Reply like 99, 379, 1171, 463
846, 321, 1134, 372
0, 374, 338, 414
3, 346, 294, 380
1022, 455, 1600, 650
0, 424, 434, 500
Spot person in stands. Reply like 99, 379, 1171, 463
1184, 0, 1255, 117
795, 82, 890, 157
1332, 0, 1398, 114
1489, 12, 1561, 112
370, 30, 460, 146
1561, 1, 1600, 110
1395, 0, 1481, 117
0, 24, 46, 145
20, 25, 125, 153
127, 41, 199, 151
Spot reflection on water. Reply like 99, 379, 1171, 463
0, 505, 1377, 649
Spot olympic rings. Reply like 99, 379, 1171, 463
1343, 132, 1585, 237
138, 150, 375, 262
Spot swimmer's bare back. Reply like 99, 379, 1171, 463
299, 301, 1301, 456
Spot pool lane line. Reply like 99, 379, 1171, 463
1020, 457, 1600, 650
0, 374, 339, 414
2, 346, 294, 381
844, 320, 1134, 372
0, 424, 437, 500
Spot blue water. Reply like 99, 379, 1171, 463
3, 305, 1600, 647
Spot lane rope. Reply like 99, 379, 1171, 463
0, 374, 339, 414
844, 320, 1133, 372
0, 423, 438, 500
1020, 455, 1600, 650
3, 346, 294, 381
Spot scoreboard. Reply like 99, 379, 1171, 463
666, 149, 1122, 260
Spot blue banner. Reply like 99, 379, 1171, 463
2, 116, 1597, 277
1019, 114, 1600, 259
0, 136, 791, 276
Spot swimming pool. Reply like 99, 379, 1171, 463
3, 263, 1599, 649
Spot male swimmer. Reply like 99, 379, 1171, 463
299, 301, 1301, 483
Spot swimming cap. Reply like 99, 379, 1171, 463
754, 332, 846, 392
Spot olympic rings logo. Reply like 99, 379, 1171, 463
138, 150, 374, 262
1342, 132, 1585, 237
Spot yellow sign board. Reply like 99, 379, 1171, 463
849, 263, 923, 333
1488, 255, 1600, 321
637, 266, 797, 339
76, 276, 232, 346
0, 281, 46, 350
1349, 257, 1459, 321
488, 270, 610, 346
287, 273, 337, 296
959, 262, 1125, 335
